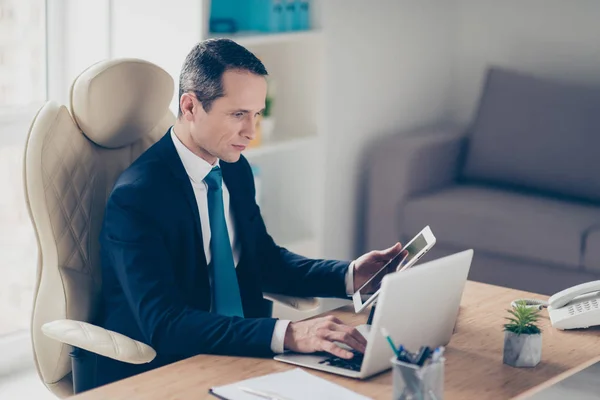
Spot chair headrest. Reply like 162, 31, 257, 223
70, 58, 174, 149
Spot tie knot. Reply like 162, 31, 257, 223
204, 166, 223, 190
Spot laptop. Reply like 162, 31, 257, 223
274, 249, 474, 379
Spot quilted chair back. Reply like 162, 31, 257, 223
23, 58, 175, 397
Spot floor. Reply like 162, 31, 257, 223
0, 332, 55, 400
0, 368, 54, 400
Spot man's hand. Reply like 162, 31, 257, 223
353, 243, 405, 293
283, 316, 367, 359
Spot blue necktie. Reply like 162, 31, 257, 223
204, 166, 244, 317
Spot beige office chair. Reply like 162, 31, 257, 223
23, 58, 319, 398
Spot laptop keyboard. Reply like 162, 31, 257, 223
319, 350, 364, 371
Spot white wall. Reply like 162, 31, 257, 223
451, 0, 600, 124
320, 0, 455, 259
111, 0, 204, 113
321, 0, 600, 260
62, 0, 110, 104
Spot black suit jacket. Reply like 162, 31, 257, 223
94, 130, 350, 386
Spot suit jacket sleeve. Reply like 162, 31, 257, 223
260, 239, 351, 298
238, 159, 351, 298
101, 183, 277, 358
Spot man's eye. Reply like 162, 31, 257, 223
234, 112, 244, 118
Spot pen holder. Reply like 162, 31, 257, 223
391, 357, 445, 400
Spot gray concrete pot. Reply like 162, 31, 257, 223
503, 331, 542, 368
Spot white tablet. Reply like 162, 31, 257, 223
352, 225, 436, 313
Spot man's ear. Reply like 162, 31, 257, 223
179, 93, 198, 121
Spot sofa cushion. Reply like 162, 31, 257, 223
461, 67, 600, 203
583, 228, 600, 273
401, 185, 600, 268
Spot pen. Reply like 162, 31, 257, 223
431, 346, 445, 363
380, 327, 400, 357
396, 346, 414, 364
414, 346, 432, 366
239, 386, 291, 400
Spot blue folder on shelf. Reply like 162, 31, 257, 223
253, 0, 285, 32
209, 0, 310, 34
297, 0, 310, 31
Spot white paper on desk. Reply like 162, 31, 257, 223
209, 368, 372, 400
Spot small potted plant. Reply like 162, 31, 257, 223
503, 301, 542, 368
260, 77, 276, 142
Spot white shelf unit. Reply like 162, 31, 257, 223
243, 133, 317, 159
208, 29, 323, 47
204, 29, 327, 260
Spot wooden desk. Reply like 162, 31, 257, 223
71, 281, 600, 400
513, 355, 600, 399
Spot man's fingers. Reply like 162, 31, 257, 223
332, 324, 367, 349
372, 242, 403, 261
386, 242, 403, 256
320, 316, 361, 342
323, 315, 343, 325
370, 250, 390, 261
325, 330, 366, 354
394, 250, 410, 270
322, 341, 353, 359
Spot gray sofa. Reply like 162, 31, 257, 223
364, 67, 600, 295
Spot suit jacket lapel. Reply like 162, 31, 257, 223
155, 130, 208, 270
221, 160, 252, 265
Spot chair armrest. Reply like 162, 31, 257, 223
365, 126, 467, 251
263, 293, 320, 312
42, 319, 156, 364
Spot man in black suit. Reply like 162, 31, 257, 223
97, 38, 402, 386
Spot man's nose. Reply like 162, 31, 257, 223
243, 116, 258, 140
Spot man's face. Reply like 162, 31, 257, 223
189, 69, 267, 164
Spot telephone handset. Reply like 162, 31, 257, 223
549, 281, 600, 309
512, 280, 600, 330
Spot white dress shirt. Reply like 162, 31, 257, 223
170, 128, 355, 353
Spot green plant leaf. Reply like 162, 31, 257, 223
264, 96, 273, 117
503, 303, 542, 334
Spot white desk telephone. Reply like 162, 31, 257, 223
513, 280, 600, 330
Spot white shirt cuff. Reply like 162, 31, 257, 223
345, 261, 356, 295
271, 319, 291, 353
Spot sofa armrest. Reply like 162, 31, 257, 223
42, 319, 156, 364
263, 293, 320, 312
365, 126, 467, 251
